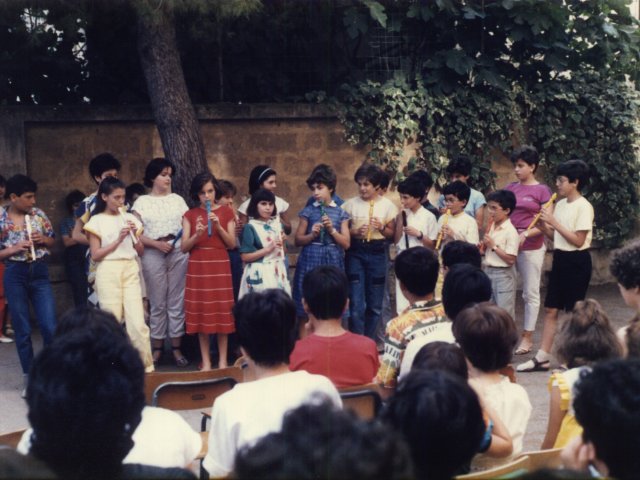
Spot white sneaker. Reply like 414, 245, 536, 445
0, 336, 14, 344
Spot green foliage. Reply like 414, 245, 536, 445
525, 70, 640, 248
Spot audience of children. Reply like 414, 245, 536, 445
506, 145, 553, 355
518, 159, 594, 372
482, 189, 519, 319
181, 172, 236, 370
289, 266, 379, 387
133, 158, 190, 367
453, 303, 532, 467
342, 163, 398, 339
202, 289, 341, 478
83, 176, 154, 372
541, 299, 622, 450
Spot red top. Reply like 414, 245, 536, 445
183, 205, 234, 249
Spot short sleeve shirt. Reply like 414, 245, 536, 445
238, 195, 289, 217
133, 193, 188, 240
438, 188, 486, 218
553, 197, 594, 251
342, 196, 398, 241
396, 206, 438, 252
0, 206, 55, 261
483, 218, 520, 267
504, 182, 552, 250
84, 212, 143, 260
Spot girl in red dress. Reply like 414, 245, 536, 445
181, 172, 236, 370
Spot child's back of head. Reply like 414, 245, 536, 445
411, 341, 468, 380
453, 302, 518, 372
555, 299, 622, 368
442, 240, 482, 269
442, 264, 492, 320
394, 247, 439, 298
302, 265, 348, 320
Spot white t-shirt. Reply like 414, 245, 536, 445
396, 206, 438, 252
438, 188, 486, 218
553, 197, 593, 251
397, 323, 456, 382
132, 193, 188, 242
437, 211, 479, 245
238, 195, 289, 217
342, 196, 398, 241
84, 212, 143, 260
483, 218, 519, 268
17, 406, 202, 468
202, 370, 342, 478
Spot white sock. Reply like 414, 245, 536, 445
535, 350, 550, 362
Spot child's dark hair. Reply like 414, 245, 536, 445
94, 177, 126, 215
441, 241, 482, 269
302, 266, 348, 320
217, 179, 237, 198
88, 153, 121, 183
556, 159, 590, 191
248, 165, 277, 195
554, 299, 622, 368
446, 154, 472, 178
353, 163, 385, 187
626, 320, 640, 359
510, 145, 540, 173
233, 289, 297, 366
610, 240, 640, 289
246, 188, 277, 219
453, 302, 518, 372
395, 247, 439, 297
379, 170, 391, 190
411, 341, 469, 380
189, 172, 220, 203
143, 157, 174, 188
0, 174, 6, 188
407, 170, 433, 192
442, 264, 492, 321
125, 183, 146, 205
486, 190, 516, 215
6, 174, 37, 198
382, 370, 485, 480
306, 164, 337, 192
443, 181, 470, 204
397, 176, 425, 199
65, 190, 86, 215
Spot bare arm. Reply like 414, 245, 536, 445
180, 216, 203, 253
331, 219, 351, 250
62, 234, 78, 248
475, 204, 486, 234
240, 242, 277, 263
294, 218, 320, 247
0, 241, 30, 261
215, 213, 236, 249
279, 210, 292, 235
541, 384, 565, 449
88, 229, 128, 262
484, 403, 514, 458
72, 218, 89, 245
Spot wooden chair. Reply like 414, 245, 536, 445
338, 383, 383, 420
455, 455, 530, 479
144, 366, 243, 405
518, 448, 562, 471
0, 429, 27, 449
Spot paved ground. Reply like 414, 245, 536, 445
0, 283, 634, 453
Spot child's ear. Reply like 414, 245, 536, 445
8, 193, 17, 202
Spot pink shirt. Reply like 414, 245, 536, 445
504, 182, 552, 251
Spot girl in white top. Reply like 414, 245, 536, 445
237, 165, 291, 234
84, 177, 154, 372
394, 177, 438, 313
133, 158, 190, 368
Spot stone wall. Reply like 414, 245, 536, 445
0, 104, 622, 314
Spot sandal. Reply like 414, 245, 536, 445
172, 347, 189, 368
152, 347, 163, 366
516, 357, 550, 372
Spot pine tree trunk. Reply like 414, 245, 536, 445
136, 4, 207, 198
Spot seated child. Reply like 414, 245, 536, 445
609, 239, 640, 354
437, 181, 479, 247
482, 190, 519, 320
541, 299, 621, 449
290, 266, 379, 387
202, 289, 341, 478
375, 247, 448, 389
437, 155, 486, 230
453, 303, 532, 468
383, 370, 486, 479
442, 240, 482, 270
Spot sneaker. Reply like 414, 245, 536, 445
0, 336, 13, 344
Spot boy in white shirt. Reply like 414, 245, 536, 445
342, 164, 398, 339
437, 181, 479, 247
482, 190, 519, 320
394, 176, 438, 313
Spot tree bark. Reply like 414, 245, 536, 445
136, 3, 207, 198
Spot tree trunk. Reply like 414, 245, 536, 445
136, 3, 207, 199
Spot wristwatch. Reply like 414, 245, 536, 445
417, 232, 424, 240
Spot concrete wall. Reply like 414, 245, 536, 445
0, 104, 621, 314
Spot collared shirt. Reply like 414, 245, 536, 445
0, 206, 55, 262
484, 218, 519, 267
396, 206, 438, 253
437, 210, 479, 245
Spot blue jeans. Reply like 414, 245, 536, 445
346, 240, 388, 339
4, 260, 57, 374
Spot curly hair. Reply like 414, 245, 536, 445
610, 240, 640, 290
554, 299, 622, 368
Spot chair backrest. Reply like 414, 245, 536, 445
0, 429, 27, 449
519, 448, 563, 471
151, 377, 239, 411
338, 383, 383, 420
144, 367, 243, 405
455, 455, 530, 479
